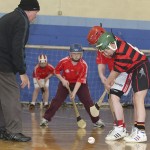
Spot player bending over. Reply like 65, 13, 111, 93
96, 32, 150, 143
29, 54, 54, 111
40, 44, 105, 128
87, 26, 132, 141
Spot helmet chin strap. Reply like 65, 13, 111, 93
71, 58, 80, 62
108, 41, 117, 51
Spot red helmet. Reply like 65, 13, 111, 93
87, 26, 105, 45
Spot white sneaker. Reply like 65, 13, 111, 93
93, 119, 105, 128
124, 127, 147, 143
40, 118, 48, 127
124, 126, 137, 140
105, 126, 128, 141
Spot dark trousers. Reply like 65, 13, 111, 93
44, 82, 99, 123
0, 72, 22, 133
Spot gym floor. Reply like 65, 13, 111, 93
1, 105, 149, 150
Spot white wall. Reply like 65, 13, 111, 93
0, 0, 150, 20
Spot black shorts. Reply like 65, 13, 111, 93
110, 88, 124, 98
132, 61, 150, 93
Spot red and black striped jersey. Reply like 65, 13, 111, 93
114, 40, 147, 73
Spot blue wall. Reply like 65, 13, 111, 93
19, 23, 150, 105
29, 24, 150, 49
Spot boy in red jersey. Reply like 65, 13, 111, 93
29, 54, 54, 110
87, 26, 132, 141
96, 32, 150, 143
40, 44, 105, 128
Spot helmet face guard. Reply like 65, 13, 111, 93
96, 32, 117, 51
87, 26, 105, 45
69, 44, 83, 62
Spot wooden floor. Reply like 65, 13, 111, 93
1, 105, 150, 150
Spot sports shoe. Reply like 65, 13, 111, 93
93, 119, 105, 128
40, 118, 48, 127
105, 126, 128, 141
29, 104, 35, 111
0, 127, 6, 139
126, 126, 137, 138
4, 132, 31, 142
43, 104, 49, 110
126, 142, 147, 150
124, 127, 147, 143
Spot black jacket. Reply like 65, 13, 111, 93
0, 7, 29, 74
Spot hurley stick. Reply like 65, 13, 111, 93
90, 90, 107, 117
68, 87, 86, 129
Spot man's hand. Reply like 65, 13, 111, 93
20, 74, 30, 89
41, 87, 45, 94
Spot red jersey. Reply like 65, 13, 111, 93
55, 56, 87, 83
33, 63, 54, 80
96, 51, 114, 71
114, 40, 147, 73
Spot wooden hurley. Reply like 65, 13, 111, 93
90, 90, 107, 117
68, 87, 86, 129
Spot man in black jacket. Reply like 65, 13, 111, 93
0, 0, 40, 142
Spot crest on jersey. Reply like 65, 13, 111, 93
65, 69, 70, 73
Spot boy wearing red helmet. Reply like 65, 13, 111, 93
87, 26, 132, 141
40, 44, 105, 128
29, 54, 54, 110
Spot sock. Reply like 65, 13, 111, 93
117, 120, 124, 127
134, 121, 137, 128
31, 102, 35, 105
123, 123, 126, 128
137, 122, 145, 130
44, 102, 48, 106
